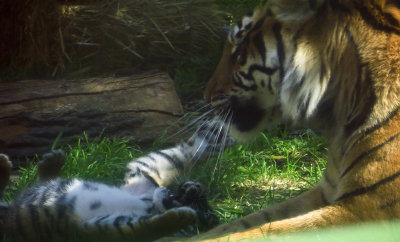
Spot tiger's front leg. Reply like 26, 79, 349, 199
199, 175, 399, 240
200, 201, 359, 241
197, 185, 329, 238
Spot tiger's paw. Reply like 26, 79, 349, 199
127, 207, 197, 241
37, 149, 66, 182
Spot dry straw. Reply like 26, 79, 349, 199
0, 0, 62, 79
0, 0, 225, 80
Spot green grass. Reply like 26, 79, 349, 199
187, 128, 327, 223
4, 128, 327, 227
3, 133, 144, 202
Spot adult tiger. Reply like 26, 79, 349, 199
201, 0, 400, 240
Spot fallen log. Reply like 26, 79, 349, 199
0, 72, 184, 163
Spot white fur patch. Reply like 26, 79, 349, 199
64, 179, 151, 221
281, 43, 329, 121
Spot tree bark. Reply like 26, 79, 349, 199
0, 72, 184, 163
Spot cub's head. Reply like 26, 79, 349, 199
205, 0, 400, 141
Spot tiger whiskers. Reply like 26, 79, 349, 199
167, 103, 216, 140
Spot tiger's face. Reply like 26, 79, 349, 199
205, 7, 295, 141
205, 0, 340, 141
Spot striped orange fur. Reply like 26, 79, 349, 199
201, 0, 400, 240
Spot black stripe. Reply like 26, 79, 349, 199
236, 30, 244, 39
237, 20, 243, 29
15, 209, 27, 240
113, 216, 126, 236
147, 155, 157, 163
239, 220, 252, 229
291, 75, 305, 92
83, 182, 99, 191
94, 214, 110, 233
239, 48, 248, 66
56, 179, 72, 193
56, 194, 68, 220
380, 198, 400, 210
244, 22, 252, 30
302, 95, 311, 117
324, 173, 337, 188
39, 185, 52, 205
320, 190, 329, 205
234, 73, 256, 91
343, 29, 376, 136
336, 170, 400, 202
135, 160, 160, 178
260, 210, 272, 222
231, 47, 241, 63
357, 3, 400, 35
340, 131, 400, 178
268, 76, 274, 94
96, 214, 110, 225
238, 71, 254, 81
383, 10, 400, 28
272, 22, 285, 82
141, 170, 160, 187
141, 197, 152, 202
319, 55, 327, 85
241, 64, 278, 80
362, 106, 400, 137
153, 151, 184, 171
286, 25, 304, 77
127, 217, 134, 231
248, 17, 266, 36
43, 207, 55, 229
29, 205, 40, 235
253, 31, 266, 64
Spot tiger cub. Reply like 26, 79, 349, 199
0, 122, 227, 241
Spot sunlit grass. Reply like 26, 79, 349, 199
5, 128, 327, 222
186, 127, 327, 223
3, 133, 144, 202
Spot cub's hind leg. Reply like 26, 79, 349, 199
37, 150, 66, 182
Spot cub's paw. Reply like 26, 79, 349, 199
175, 181, 205, 205
0, 154, 12, 192
154, 187, 177, 212
119, 207, 196, 241
37, 149, 66, 181
140, 207, 197, 239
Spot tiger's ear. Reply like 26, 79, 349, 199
269, 0, 324, 23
